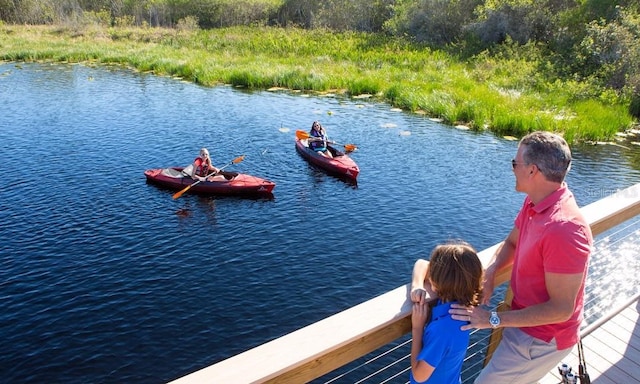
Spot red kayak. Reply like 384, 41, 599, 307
295, 138, 359, 180
144, 167, 275, 197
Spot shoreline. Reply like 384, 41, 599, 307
1, 24, 636, 143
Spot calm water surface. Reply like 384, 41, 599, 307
1, 63, 639, 383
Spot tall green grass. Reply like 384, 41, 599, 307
0, 24, 635, 143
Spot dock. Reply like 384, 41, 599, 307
170, 183, 640, 384
540, 294, 640, 384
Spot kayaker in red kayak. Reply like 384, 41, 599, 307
190, 148, 222, 181
309, 121, 333, 158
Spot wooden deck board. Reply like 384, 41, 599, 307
585, 333, 640, 378
540, 298, 639, 384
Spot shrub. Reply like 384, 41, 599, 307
177, 16, 200, 31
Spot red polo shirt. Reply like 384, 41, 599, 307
511, 184, 593, 350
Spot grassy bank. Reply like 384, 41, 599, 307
0, 24, 634, 143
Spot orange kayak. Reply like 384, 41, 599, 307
295, 138, 359, 180
144, 167, 275, 197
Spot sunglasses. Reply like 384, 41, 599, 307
511, 159, 528, 169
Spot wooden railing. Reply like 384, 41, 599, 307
169, 183, 640, 384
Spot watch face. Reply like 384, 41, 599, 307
490, 312, 500, 326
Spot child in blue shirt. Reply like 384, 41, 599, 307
410, 241, 484, 383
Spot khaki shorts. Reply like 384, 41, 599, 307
474, 327, 573, 384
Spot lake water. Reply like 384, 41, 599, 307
1, 62, 639, 383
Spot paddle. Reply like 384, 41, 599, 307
295, 130, 357, 152
172, 155, 245, 200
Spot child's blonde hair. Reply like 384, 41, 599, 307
427, 241, 483, 306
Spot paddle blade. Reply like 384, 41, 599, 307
344, 144, 357, 152
232, 155, 245, 164
172, 184, 193, 200
296, 130, 310, 140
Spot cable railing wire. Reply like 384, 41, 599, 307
319, 337, 412, 384
353, 353, 410, 384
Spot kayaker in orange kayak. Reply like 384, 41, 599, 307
309, 121, 333, 158
190, 148, 222, 181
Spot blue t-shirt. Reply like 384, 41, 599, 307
410, 300, 470, 384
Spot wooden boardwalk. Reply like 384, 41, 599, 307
540, 295, 640, 384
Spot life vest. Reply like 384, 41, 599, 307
193, 157, 212, 176
309, 128, 328, 151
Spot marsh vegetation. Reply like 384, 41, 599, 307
1, 0, 639, 143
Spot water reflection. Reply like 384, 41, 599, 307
585, 218, 640, 319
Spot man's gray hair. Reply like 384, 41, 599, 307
520, 131, 572, 183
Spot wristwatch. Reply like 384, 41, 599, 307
489, 311, 501, 328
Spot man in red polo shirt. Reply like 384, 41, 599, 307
450, 131, 593, 383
